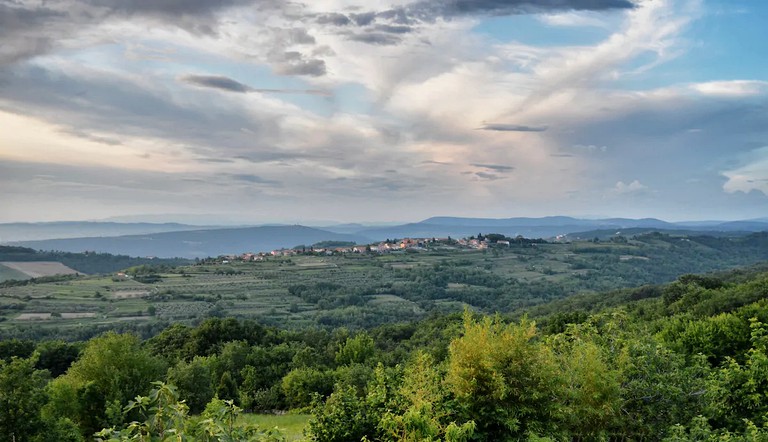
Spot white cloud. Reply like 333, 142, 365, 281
613, 180, 648, 195
722, 147, 768, 195
537, 11, 612, 28
691, 80, 768, 97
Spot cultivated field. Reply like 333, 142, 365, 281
0, 261, 80, 278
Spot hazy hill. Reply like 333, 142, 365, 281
12, 226, 371, 258
357, 216, 768, 240
0, 221, 222, 242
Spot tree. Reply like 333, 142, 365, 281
46, 332, 166, 437
282, 368, 334, 409
216, 372, 240, 405
0, 356, 49, 441
445, 313, 559, 440
335, 333, 376, 366
35, 340, 81, 377
381, 352, 475, 442
167, 356, 215, 413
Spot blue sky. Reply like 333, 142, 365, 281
1, 0, 767, 224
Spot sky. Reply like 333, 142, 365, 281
1, 0, 767, 224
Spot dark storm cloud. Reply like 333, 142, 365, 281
471, 163, 515, 172
478, 123, 549, 132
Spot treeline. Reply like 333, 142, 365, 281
5, 267, 768, 440
0, 246, 190, 274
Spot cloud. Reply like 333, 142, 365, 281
271, 56, 327, 77
406, 0, 635, 19
182, 75, 253, 93
474, 171, 505, 181
347, 32, 404, 46
537, 11, 613, 28
59, 129, 123, 146
572, 144, 608, 153
0, 0, 264, 65
691, 80, 768, 97
471, 163, 515, 172
613, 180, 647, 195
478, 123, 548, 132
722, 147, 768, 196
180, 74, 330, 95
228, 173, 281, 186
316, 13, 352, 26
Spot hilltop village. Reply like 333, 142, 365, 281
215, 234, 547, 262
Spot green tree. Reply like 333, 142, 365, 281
216, 371, 240, 405
706, 318, 768, 431
35, 340, 81, 377
445, 313, 559, 440
46, 332, 166, 437
0, 356, 49, 441
167, 356, 215, 413
282, 368, 334, 409
381, 352, 475, 442
335, 332, 376, 366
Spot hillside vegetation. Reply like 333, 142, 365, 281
2, 232, 768, 340
4, 258, 768, 440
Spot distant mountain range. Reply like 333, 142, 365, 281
0, 221, 223, 242
352, 216, 768, 241
5, 216, 768, 259
9, 226, 370, 258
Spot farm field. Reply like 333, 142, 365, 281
0, 263, 29, 282
0, 261, 79, 281
2, 232, 768, 336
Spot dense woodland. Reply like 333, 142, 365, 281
3, 260, 768, 440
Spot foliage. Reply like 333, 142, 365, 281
46, 332, 166, 436
8, 257, 768, 440
446, 313, 560, 440
94, 382, 285, 441
0, 355, 50, 441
